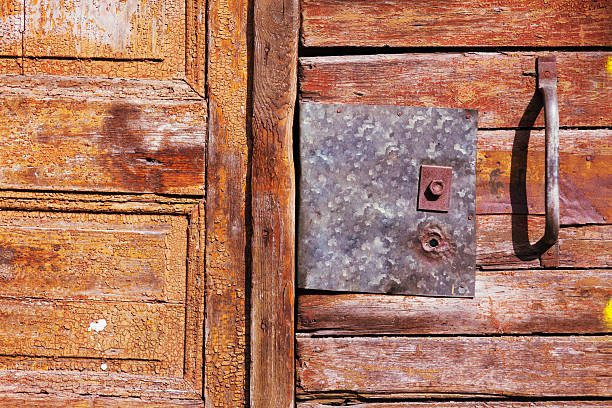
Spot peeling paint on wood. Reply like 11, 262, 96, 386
205, 0, 249, 405
299, 52, 612, 128
0, 300, 185, 376
0, 75, 206, 194
24, 0, 166, 59
0, 211, 187, 302
0, 0, 22, 56
296, 335, 612, 397
301, 0, 612, 47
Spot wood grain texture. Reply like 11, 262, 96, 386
477, 216, 612, 269
300, 0, 612, 48
0, 0, 22, 56
477, 129, 611, 224
251, 0, 299, 406
0, 370, 200, 400
0, 394, 204, 407
298, 268, 611, 335
0, 300, 185, 376
299, 402, 612, 408
0, 211, 187, 302
296, 336, 612, 397
299, 52, 612, 128
205, 0, 249, 405
0, 75, 206, 194
24, 0, 169, 59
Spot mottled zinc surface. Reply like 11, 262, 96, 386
298, 102, 477, 297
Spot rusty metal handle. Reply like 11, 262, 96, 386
537, 56, 560, 246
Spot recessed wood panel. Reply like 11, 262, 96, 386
0, 300, 185, 376
24, 0, 168, 59
297, 336, 612, 397
298, 268, 612, 335
300, 402, 612, 408
0, 211, 187, 302
0, 0, 22, 56
299, 52, 612, 129
0, 75, 206, 194
301, 0, 612, 47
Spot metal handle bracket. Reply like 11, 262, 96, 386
537, 55, 560, 248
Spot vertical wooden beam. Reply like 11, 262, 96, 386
206, 0, 249, 406
251, 0, 299, 406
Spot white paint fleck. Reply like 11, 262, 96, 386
88, 318, 107, 332
100, 363, 108, 371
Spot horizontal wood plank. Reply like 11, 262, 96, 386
0, 0, 22, 56
299, 52, 612, 128
0, 211, 187, 302
301, 0, 612, 47
0, 394, 203, 407
477, 130, 611, 224
298, 269, 612, 335
296, 336, 612, 397
477, 216, 612, 269
0, 75, 206, 194
0, 371, 200, 399
299, 402, 612, 408
0, 300, 185, 376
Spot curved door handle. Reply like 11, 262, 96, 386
537, 56, 560, 246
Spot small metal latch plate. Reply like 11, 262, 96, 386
297, 102, 477, 297
418, 165, 453, 212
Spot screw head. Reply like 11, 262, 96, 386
428, 179, 445, 196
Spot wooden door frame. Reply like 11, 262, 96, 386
250, 0, 299, 407
206, 0, 298, 405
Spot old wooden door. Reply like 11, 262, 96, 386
0, 0, 224, 405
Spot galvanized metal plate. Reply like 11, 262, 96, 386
297, 102, 477, 297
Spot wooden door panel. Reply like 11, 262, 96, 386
0, 211, 187, 302
0, 0, 22, 56
0, 75, 206, 194
24, 0, 168, 59
0, 300, 185, 376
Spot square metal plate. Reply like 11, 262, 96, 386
297, 102, 477, 297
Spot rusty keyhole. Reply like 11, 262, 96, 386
421, 230, 443, 252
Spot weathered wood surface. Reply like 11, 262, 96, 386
477, 129, 611, 224
185, 0, 206, 95
0, 0, 22, 56
477, 216, 611, 269
0, 75, 206, 194
205, 0, 249, 404
0, 211, 187, 302
296, 336, 612, 397
301, 0, 612, 48
0, 394, 204, 407
299, 52, 611, 128
0, 300, 184, 376
299, 402, 612, 408
251, 0, 299, 406
0, 370, 200, 399
24, 0, 170, 59
298, 268, 611, 335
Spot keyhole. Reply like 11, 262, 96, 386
429, 238, 439, 248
